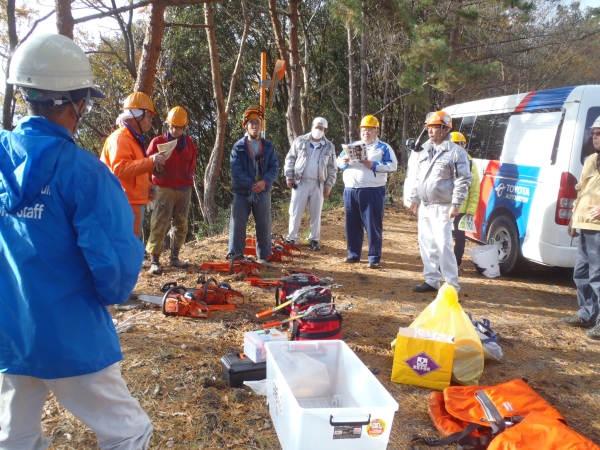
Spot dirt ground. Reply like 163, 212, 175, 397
43, 205, 600, 449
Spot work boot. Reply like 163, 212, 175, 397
170, 247, 189, 269
310, 240, 321, 251
414, 282, 438, 293
148, 254, 161, 275
562, 314, 595, 328
585, 323, 600, 340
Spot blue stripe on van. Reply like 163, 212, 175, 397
483, 163, 541, 243
516, 86, 576, 112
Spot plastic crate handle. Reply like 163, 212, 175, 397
329, 414, 371, 427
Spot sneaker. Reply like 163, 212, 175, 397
344, 256, 360, 263
225, 252, 235, 260
562, 314, 595, 328
284, 238, 296, 245
367, 262, 380, 269
257, 258, 272, 269
310, 240, 321, 251
148, 262, 161, 275
585, 323, 600, 340
413, 282, 438, 293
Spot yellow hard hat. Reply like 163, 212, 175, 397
360, 115, 379, 128
123, 92, 157, 115
450, 132, 466, 143
426, 111, 452, 128
167, 106, 188, 127
242, 104, 265, 129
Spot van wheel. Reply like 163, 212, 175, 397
487, 216, 521, 275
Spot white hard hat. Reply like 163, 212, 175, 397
590, 116, 600, 129
7, 33, 103, 97
312, 117, 328, 129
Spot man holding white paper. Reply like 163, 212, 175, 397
336, 115, 398, 269
146, 106, 197, 274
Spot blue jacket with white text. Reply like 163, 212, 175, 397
0, 116, 144, 379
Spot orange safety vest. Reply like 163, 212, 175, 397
413, 378, 599, 450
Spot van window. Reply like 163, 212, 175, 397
468, 115, 494, 159
487, 113, 511, 160
452, 117, 463, 132
459, 116, 475, 144
580, 107, 600, 164
501, 111, 563, 167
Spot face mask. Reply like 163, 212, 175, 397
311, 128, 324, 140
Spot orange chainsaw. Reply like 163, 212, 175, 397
134, 285, 211, 318
244, 241, 294, 262
200, 256, 266, 276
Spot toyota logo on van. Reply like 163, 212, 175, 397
495, 183, 506, 197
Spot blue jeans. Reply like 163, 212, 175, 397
573, 229, 600, 324
228, 192, 272, 260
344, 186, 386, 264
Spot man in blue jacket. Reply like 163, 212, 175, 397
0, 34, 152, 449
227, 105, 279, 268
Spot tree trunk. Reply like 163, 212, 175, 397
347, 20, 357, 141
380, 76, 389, 141
402, 104, 409, 170
268, 0, 303, 145
360, 0, 367, 118
444, 18, 460, 106
201, 2, 226, 225
201, 0, 250, 227
2, 0, 18, 130
55, 0, 74, 39
300, 34, 309, 133
134, 0, 166, 95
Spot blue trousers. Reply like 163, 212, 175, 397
573, 229, 600, 324
228, 192, 272, 260
344, 186, 386, 263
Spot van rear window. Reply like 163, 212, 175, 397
581, 107, 600, 165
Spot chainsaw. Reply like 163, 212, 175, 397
200, 255, 266, 277
255, 285, 330, 318
134, 280, 244, 317
134, 284, 211, 318
244, 240, 294, 262
246, 234, 302, 256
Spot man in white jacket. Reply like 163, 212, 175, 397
284, 117, 337, 251
337, 115, 398, 269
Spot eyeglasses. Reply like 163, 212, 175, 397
248, 119, 262, 126
592, 131, 600, 137
169, 125, 184, 131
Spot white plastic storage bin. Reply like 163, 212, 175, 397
244, 329, 288, 363
265, 340, 399, 450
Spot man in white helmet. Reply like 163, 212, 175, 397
562, 116, 600, 340
284, 117, 337, 251
0, 34, 152, 449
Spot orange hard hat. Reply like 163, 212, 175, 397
123, 92, 157, 115
166, 106, 188, 127
426, 111, 452, 128
242, 104, 265, 129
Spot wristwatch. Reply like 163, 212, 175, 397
452, 203, 461, 209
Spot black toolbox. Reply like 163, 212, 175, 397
220, 353, 267, 388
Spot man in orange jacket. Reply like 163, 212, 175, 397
101, 92, 165, 237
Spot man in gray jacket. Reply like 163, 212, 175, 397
409, 111, 472, 293
285, 117, 337, 251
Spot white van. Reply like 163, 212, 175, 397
404, 85, 600, 275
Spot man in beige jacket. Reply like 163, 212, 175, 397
562, 116, 600, 340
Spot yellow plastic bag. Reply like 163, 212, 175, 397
391, 328, 455, 390
410, 285, 484, 385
